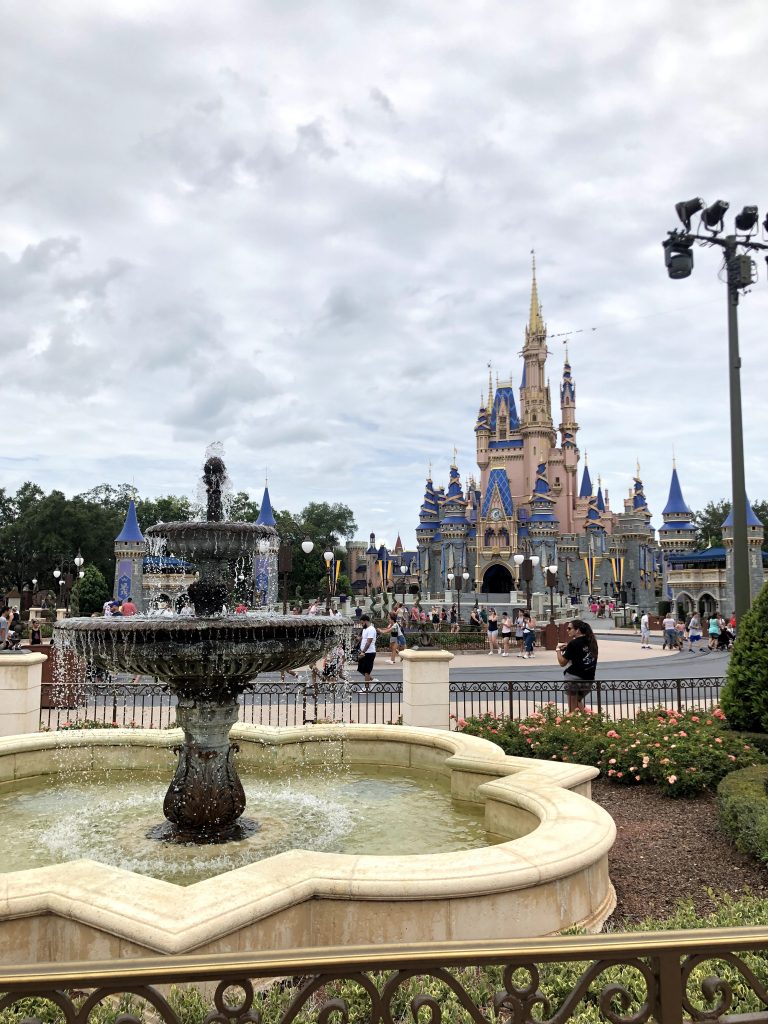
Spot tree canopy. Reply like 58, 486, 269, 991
693, 499, 768, 548
0, 480, 356, 606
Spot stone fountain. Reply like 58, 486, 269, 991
55, 453, 349, 842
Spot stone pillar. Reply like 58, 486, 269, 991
0, 653, 47, 737
400, 649, 453, 730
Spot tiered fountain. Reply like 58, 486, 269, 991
56, 453, 349, 842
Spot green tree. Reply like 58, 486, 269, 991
228, 491, 260, 522
720, 581, 768, 732
272, 503, 356, 601
69, 564, 111, 617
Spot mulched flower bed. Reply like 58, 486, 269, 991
592, 778, 768, 927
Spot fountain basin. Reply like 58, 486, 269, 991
55, 615, 350, 690
0, 724, 615, 963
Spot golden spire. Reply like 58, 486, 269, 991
672, 444, 676, 469
636, 458, 641, 478
486, 362, 493, 412
451, 445, 458, 468
527, 249, 545, 339
564, 342, 569, 365
428, 460, 432, 480
584, 449, 588, 465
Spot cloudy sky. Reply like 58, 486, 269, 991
3, 0, 768, 547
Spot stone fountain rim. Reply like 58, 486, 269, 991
0, 724, 616, 954
145, 521, 278, 536
54, 614, 354, 634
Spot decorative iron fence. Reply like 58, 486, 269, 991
450, 677, 726, 723
40, 677, 403, 730
3, 928, 768, 1024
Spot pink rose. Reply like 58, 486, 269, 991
667, 775, 678, 784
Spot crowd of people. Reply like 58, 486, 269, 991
635, 608, 737, 653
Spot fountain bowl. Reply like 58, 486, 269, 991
55, 615, 352, 695
145, 520, 277, 560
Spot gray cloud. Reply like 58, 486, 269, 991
2, 0, 768, 545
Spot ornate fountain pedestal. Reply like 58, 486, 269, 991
153, 698, 253, 843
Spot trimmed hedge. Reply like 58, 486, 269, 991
717, 764, 768, 864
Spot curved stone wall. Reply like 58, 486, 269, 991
0, 724, 615, 963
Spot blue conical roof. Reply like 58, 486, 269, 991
256, 485, 276, 526
579, 464, 593, 498
596, 485, 605, 512
722, 497, 762, 528
115, 499, 144, 543
662, 468, 691, 516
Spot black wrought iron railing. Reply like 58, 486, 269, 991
3, 928, 768, 1024
40, 678, 403, 730
450, 677, 726, 723
39, 676, 725, 732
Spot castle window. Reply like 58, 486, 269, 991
484, 528, 495, 546
498, 416, 507, 440
499, 527, 509, 546
555, 476, 560, 486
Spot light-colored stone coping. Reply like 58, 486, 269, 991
0, 725, 614, 954
0, 653, 47, 667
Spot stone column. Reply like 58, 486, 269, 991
0, 652, 47, 737
400, 649, 453, 730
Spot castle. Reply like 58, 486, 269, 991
394, 260, 765, 615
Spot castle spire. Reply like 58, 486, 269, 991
486, 363, 493, 411
527, 250, 545, 341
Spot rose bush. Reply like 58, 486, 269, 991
453, 704, 765, 796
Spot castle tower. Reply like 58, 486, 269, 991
615, 464, 656, 605
658, 464, 697, 556
520, 255, 555, 497
558, 348, 579, 520
255, 483, 278, 605
723, 498, 765, 610
441, 459, 469, 582
114, 499, 146, 608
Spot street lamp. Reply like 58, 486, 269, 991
458, 569, 469, 626
301, 538, 314, 555
323, 548, 335, 612
663, 198, 768, 620
399, 563, 408, 609
513, 552, 540, 609
545, 564, 558, 624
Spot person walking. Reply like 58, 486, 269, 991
522, 613, 536, 658
556, 619, 599, 712
640, 610, 651, 649
450, 605, 459, 634
687, 611, 705, 653
356, 614, 378, 682
708, 612, 721, 650
380, 611, 405, 664
514, 609, 525, 656
500, 612, 512, 655
486, 608, 499, 654
661, 611, 677, 651
469, 606, 481, 632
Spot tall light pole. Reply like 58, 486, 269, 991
663, 198, 768, 621
458, 568, 469, 626
399, 563, 408, 608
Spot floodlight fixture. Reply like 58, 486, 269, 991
702, 199, 729, 232
663, 236, 694, 279
735, 205, 759, 233
675, 197, 704, 231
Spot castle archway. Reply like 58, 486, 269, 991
482, 564, 513, 594
698, 592, 717, 616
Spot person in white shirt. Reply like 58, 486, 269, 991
357, 614, 378, 682
640, 610, 651, 649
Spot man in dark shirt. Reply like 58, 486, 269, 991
556, 619, 599, 712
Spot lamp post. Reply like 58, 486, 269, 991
543, 564, 559, 650
323, 548, 335, 612
399, 563, 408, 609
278, 542, 293, 614
513, 551, 540, 610
458, 569, 469, 626
663, 198, 768, 620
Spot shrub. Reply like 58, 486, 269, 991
69, 563, 111, 617
720, 581, 768, 732
718, 765, 768, 864
454, 704, 766, 797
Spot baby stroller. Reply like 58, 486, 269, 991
716, 628, 734, 651
3, 630, 22, 650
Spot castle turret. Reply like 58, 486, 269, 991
658, 464, 696, 556
114, 499, 146, 608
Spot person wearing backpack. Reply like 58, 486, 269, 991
382, 611, 406, 664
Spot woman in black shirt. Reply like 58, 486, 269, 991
556, 619, 598, 712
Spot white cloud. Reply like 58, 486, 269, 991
3, 0, 768, 544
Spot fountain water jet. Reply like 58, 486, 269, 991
55, 452, 350, 843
